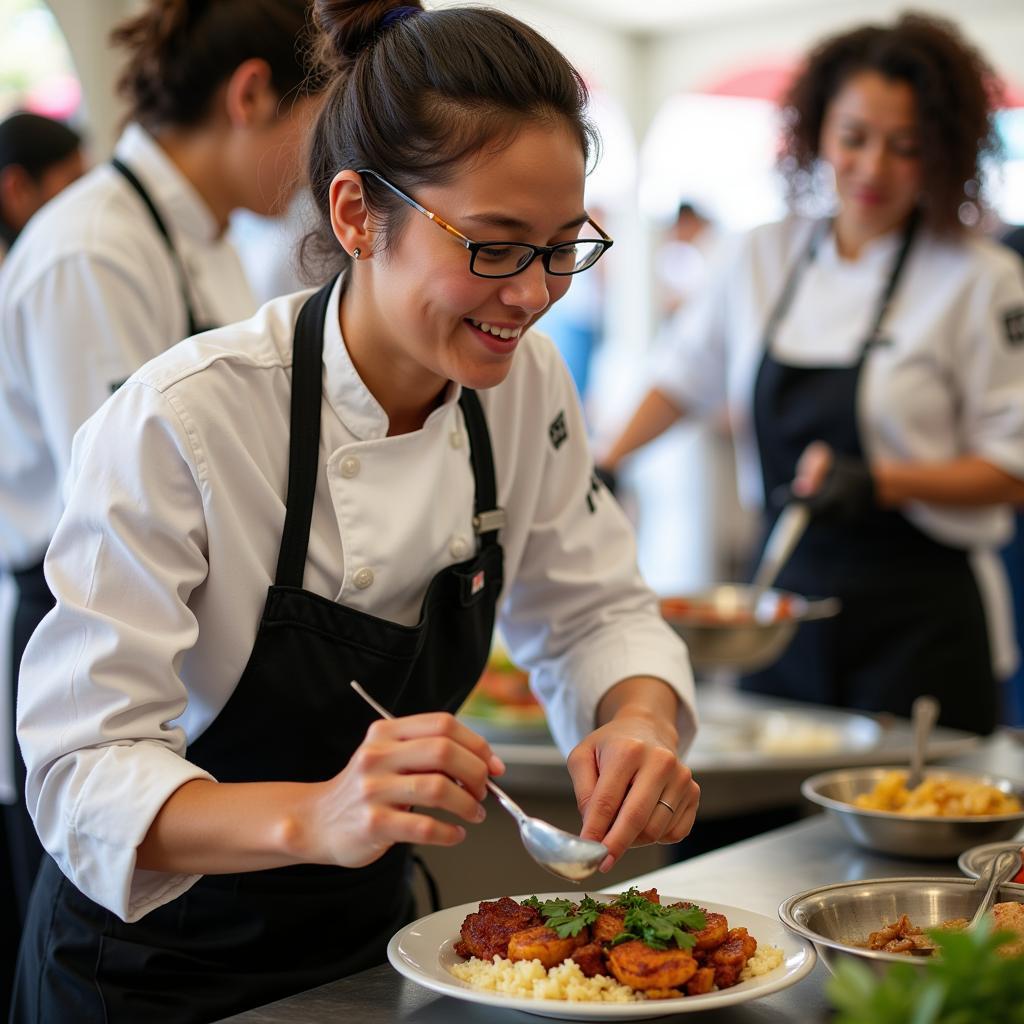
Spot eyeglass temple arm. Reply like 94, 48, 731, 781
356, 168, 473, 251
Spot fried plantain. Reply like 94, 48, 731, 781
606, 939, 698, 990
507, 925, 586, 969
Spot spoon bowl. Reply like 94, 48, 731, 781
350, 680, 608, 882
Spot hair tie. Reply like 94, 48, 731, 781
380, 6, 420, 31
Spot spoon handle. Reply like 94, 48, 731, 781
349, 681, 528, 823
907, 695, 939, 790
969, 848, 1020, 930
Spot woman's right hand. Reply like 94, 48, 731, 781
301, 712, 504, 869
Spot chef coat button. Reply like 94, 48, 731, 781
340, 456, 361, 478
450, 431, 464, 449
353, 567, 375, 589
449, 536, 469, 559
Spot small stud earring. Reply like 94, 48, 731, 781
352, 247, 362, 260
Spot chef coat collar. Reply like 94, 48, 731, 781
113, 124, 221, 244
818, 223, 904, 269
321, 275, 461, 441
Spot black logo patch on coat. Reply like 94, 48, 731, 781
548, 411, 568, 450
1004, 307, 1024, 347
110, 378, 128, 394
585, 473, 601, 514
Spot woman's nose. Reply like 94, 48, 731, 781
499, 257, 551, 314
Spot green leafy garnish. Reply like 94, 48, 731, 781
608, 889, 707, 951
521, 895, 604, 940
827, 921, 1024, 1024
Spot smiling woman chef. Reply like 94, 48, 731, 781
601, 14, 1024, 734
11, 2, 698, 1021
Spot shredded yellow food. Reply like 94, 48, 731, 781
853, 771, 1021, 817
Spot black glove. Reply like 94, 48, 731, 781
594, 464, 618, 497
799, 455, 876, 524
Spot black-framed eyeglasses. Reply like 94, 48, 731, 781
357, 168, 613, 279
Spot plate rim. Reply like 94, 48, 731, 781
387, 891, 817, 1018
957, 839, 1024, 881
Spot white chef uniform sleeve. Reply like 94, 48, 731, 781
17, 381, 214, 922
954, 254, 1024, 479
18, 252, 179, 485
648, 235, 740, 416
497, 342, 696, 758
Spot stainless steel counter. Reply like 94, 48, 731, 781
217, 733, 1024, 1023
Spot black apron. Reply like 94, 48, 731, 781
741, 218, 997, 735
11, 280, 506, 1023
2, 159, 226, 949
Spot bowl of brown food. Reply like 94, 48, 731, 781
660, 585, 839, 672
780, 876, 1024, 978
801, 766, 1024, 858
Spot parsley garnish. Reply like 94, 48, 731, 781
521, 895, 604, 939
608, 890, 707, 951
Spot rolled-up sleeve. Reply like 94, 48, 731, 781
17, 381, 214, 922
498, 350, 696, 757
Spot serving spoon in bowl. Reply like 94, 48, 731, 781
350, 680, 609, 882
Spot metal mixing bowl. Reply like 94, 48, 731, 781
780, 876, 1024, 977
660, 585, 839, 672
802, 766, 1024, 859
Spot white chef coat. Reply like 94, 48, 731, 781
651, 215, 1024, 674
0, 123, 256, 572
17, 279, 696, 922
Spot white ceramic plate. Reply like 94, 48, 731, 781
958, 839, 1024, 881
386, 892, 816, 1020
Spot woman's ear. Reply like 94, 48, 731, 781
329, 171, 374, 259
223, 58, 277, 129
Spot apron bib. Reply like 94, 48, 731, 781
741, 217, 996, 734
12, 279, 506, 1023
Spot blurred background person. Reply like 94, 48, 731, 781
655, 200, 721, 320
0, 0, 324, 1006
0, 111, 85, 260
600, 13, 1024, 735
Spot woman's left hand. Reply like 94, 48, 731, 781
567, 680, 699, 873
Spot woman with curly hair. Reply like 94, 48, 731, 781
601, 14, 1024, 733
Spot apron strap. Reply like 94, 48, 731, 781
110, 157, 205, 337
274, 279, 334, 589
458, 389, 504, 547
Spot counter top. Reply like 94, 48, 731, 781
217, 731, 1024, 1023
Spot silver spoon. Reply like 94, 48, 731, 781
349, 680, 608, 882
748, 502, 810, 614
906, 695, 940, 790
968, 847, 1021, 931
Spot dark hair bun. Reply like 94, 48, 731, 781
314, 0, 424, 64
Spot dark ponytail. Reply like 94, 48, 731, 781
112, 0, 325, 130
303, 0, 598, 280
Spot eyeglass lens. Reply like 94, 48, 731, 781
471, 240, 605, 278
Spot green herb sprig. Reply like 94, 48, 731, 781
521, 895, 604, 939
827, 922, 1024, 1024
608, 888, 707, 951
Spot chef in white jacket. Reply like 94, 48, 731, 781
0, 0, 323, 979
12, 4, 699, 1022
601, 14, 1024, 734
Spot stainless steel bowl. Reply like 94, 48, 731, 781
780, 876, 1024, 977
958, 840, 1024, 882
660, 584, 839, 672
802, 766, 1024, 859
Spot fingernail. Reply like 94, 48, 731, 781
489, 754, 506, 775
474, 804, 486, 823
599, 855, 614, 873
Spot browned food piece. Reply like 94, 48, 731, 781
992, 902, 1024, 957
710, 927, 757, 989
865, 915, 936, 955
592, 907, 627, 945
685, 966, 716, 996
507, 925, 587, 969
570, 941, 609, 978
690, 911, 729, 950
457, 896, 541, 960
592, 889, 664, 945
642, 987, 684, 1000
606, 939, 698, 990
